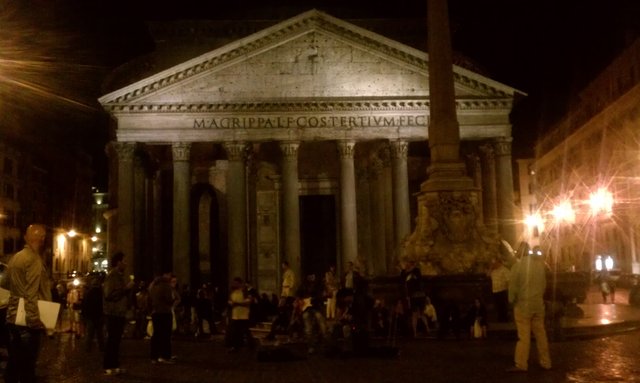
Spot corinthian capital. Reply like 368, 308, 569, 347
493, 137, 513, 156
337, 140, 356, 159
478, 143, 495, 161
223, 141, 248, 161
112, 142, 136, 162
171, 142, 192, 161
390, 140, 408, 160
279, 141, 300, 160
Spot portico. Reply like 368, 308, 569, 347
99, 10, 521, 294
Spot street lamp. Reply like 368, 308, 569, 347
524, 213, 544, 247
589, 187, 613, 217
551, 200, 576, 225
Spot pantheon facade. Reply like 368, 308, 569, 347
99, 10, 521, 294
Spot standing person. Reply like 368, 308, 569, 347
82, 275, 105, 352
324, 265, 339, 320
134, 281, 150, 339
490, 258, 511, 322
298, 274, 327, 354
341, 261, 360, 295
103, 252, 134, 376
402, 260, 428, 338
466, 297, 488, 339
507, 244, 552, 372
149, 271, 176, 364
2, 224, 51, 383
169, 276, 181, 335
598, 269, 615, 304
195, 283, 214, 339
227, 277, 253, 352
67, 284, 83, 338
281, 261, 295, 302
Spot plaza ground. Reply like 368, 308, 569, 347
20, 284, 640, 383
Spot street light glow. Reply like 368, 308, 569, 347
589, 187, 613, 216
525, 213, 544, 229
551, 200, 575, 224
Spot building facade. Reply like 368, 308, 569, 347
99, 10, 521, 294
532, 38, 640, 275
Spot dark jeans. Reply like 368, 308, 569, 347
6, 324, 42, 383
103, 315, 126, 370
84, 316, 105, 351
493, 290, 509, 322
150, 312, 172, 360
229, 319, 253, 349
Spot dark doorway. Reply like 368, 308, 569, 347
299, 195, 337, 279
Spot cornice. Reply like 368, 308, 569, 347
104, 98, 512, 114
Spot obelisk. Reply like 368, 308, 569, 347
402, 0, 497, 275
423, 0, 472, 190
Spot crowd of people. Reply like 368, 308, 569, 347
0, 223, 562, 379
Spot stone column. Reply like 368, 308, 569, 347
224, 142, 248, 281
338, 141, 358, 269
369, 157, 387, 276
381, 150, 394, 275
479, 144, 498, 233
151, 169, 163, 278
390, 140, 411, 271
172, 143, 191, 285
494, 137, 517, 247
356, 167, 373, 276
113, 142, 136, 278
279, 141, 301, 285
133, 156, 146, 279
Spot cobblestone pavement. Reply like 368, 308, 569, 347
25, 325, 640, 383
7, 284, 639, 383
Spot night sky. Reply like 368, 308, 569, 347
1, 0, 639, 186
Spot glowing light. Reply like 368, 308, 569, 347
589, 188, 614, 216
605, 255, 614, 271
67, 230, 77, 238
525, 213, 545, 232
72, 278, 80, 286
95, 227, 101, 234
595, 256, 603, 271
91, 236, 98, 242
551, 201, 575, 224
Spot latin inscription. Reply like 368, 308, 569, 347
193, 115, 428, 129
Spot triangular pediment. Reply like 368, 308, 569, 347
99, 9, 520, 108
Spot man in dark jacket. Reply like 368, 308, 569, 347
149, 271, 176, 364
82, 275, 105, 351
103, 252, 133, 375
